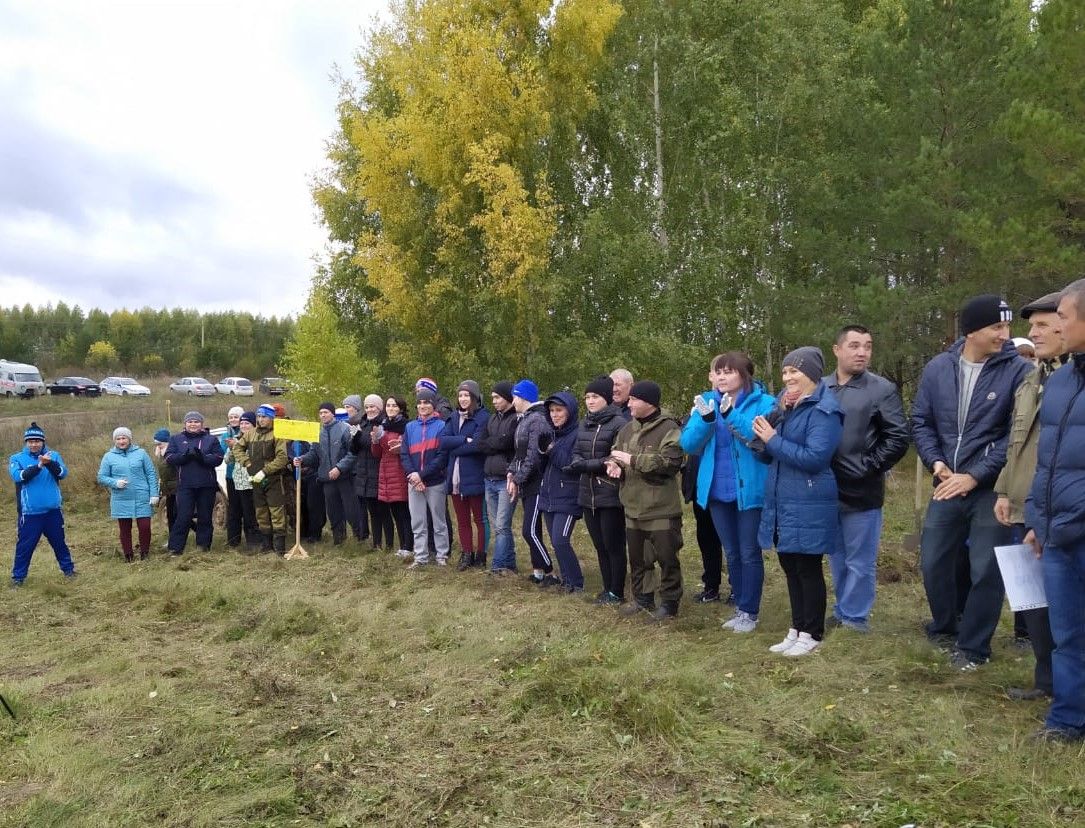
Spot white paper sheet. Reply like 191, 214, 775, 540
994, 544, 1048, 612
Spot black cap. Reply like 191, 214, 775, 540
491, 381, 514, 403
584, 375, 614, 405
1020, 291, 1062, 320
960, 294, 1012, 336
628, 380, 661, 408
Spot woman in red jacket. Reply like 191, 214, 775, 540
372, 396, 412, 557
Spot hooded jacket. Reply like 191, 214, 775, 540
911, 339, 1032, 488
509, 403, 552, 492
476, 406, 518, 478
233, 424, 289, 478
97, 443, 159, 519
300, 419, 356, 483
350, 414, 385, 500
538, 391, 582, 516
439, 402, 491, 497
679, 382, 776, 512
824, 369, 910, 511
758, 381, 844, 555
568, 404, 626, 510
612, 409, 684, 521
401, 412, 448, 486
372, 414, 409, 503
9, 443, 67, 515
165, 428, 224, 490
1025, 356, 1085, 548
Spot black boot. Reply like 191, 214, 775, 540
619, 592, 654, 617
260, 533, 274, 554
273, 535, 286, 555
646, 602, 679, 623
473, 552, 487, 569
457, 551, 473, 571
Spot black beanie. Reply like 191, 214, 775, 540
781, 346, 825, 384
492, 381, 514, 403
318, 401, 336, 414
628, 380, 661, 408
960, 294, 1012, 336
584, 375, 614, 405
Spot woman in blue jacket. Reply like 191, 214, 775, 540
539, 391, 584, 592
680, 352, 776, 633
97, 426, 160, 562
440, 380, 491, 570
754, 347, 844, 657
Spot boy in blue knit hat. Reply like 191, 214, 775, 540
8, 422, 76, 586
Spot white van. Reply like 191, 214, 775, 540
0, 360, 47, 397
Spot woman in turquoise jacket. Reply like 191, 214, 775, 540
97, 427, 160, 562
680, 352, 776, 632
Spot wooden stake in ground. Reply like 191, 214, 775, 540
284, 442, 308, 560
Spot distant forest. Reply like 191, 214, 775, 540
0, 304, 295, 379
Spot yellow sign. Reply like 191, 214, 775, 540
273, 418, 320, 443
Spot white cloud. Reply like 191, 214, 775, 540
0, 0, 387, 317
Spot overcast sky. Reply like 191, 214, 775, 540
0, 0, 387, 318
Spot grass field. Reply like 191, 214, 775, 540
0, 397, 1082, 827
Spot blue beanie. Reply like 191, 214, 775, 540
511, 379, 539, 404
153, 428, 170, 443
257, 404, 277, 419
23, 422, 45, 442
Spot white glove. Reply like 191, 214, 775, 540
116, 479, 128, 489
251, 470, 266, 484
372, 425, 384, 441
719, 392, 732, 413
149, 496, 160, 507
693, 395, 715, 417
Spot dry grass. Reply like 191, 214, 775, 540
0, 450, 1082, 827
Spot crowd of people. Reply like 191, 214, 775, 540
8, 282, 1085, 744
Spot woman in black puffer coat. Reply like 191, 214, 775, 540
564, 376, 628, 604
347, 393, 386, 549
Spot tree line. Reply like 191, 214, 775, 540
306, 0, 1083, 405
0, 304, 294, 379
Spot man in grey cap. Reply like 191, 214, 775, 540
994, 291, 1066, 701
164, 411, 225, 555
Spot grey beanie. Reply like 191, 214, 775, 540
781, 346, 825, 385
457, 379, 482, 405
342, 394, 363, 411
112, 426, 132, 441
183, 411, 205, 424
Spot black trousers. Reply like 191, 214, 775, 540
363, 496, 388, 546
388, 501, 412, 551
354, 494, 371, 539
324, 477, 363, 540
226, 478, 259, 545
693, 501, 723, 592
299, 474, 326, 540
1021, 607, 1055, 695
170, 487, 217, 553
778, 552, 826, 640
584, 506, 627, 598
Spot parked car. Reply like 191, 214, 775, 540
100, 377, 152, 396
0, 359, 46, 397
215, 377, 254, 396
259, 377, 287, 395
47, 376, 101, 397
170, 377, 216, 396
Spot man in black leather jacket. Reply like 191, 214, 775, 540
824, 325, 909, 632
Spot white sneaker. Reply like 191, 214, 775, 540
395, 549, 413, 559
721, 610, 744, 630
407, 560, 428, 570
731, 612, 758, 633
436, 558, 448, 567
782, 632, 821, 657
769, 628, 799, 653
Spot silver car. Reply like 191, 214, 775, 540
170, 377, 217, 396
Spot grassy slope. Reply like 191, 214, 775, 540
0, 398, 1082, 827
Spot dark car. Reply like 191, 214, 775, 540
48, 376, 101, 397
259, 377, 287, 395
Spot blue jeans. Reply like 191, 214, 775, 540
920, 488, 1011, 661
13, 509, 74, 582
829, 508, 883, 627
485, 477, 516, 571
708, 500, 764, 616
1043, 542, 1085, 738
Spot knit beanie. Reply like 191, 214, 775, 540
628, 380, 661, 409
416, 388, 437, 403
153, 428, 171, 444
457, 380, 482, 405
257, 404, 277, 419
960, 294, 1012, 336
23, 422, 45, 442
240, 412, 257, 426
227, 405, 244, 418
492, 381, 514, 403
112, 426, 132, 441
183, 411, 204, 424
781, 347, 825, 384
318, 401, 336, 414
415, 377, 438, 394
342, 394, 363, 411
272, 403, 287, 419
584, 375, 614, 405
511, 379, 539, 404
364, 393, 384, 409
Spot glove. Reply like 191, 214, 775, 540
693, 394, 715, 418
719, 392, 733, 414
251, 470, 266, 485
149, 496, 160, 507
116, 479, 128, 489
372, 425, 384, 441
537, 431, 553, 453
562, 459, 586, 474
187, 445, 202, 460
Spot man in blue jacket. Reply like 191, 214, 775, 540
1024, 278, 1085, 743
9, 422, 76, 586
165, 411, 225, 555
912, 295, 1033, 670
